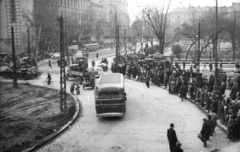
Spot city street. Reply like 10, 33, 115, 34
28, 56, 233, 152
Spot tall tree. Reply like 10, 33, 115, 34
142, 0, 172, 54
22, 1, 59, 60
224, 11, 240, 61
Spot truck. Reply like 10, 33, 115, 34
66, 50, 98, 83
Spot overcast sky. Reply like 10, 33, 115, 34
127, 0, 240, 23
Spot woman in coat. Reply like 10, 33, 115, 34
200, 118, 212, 147
180, 84, 187, 101
170, 80, 176, 94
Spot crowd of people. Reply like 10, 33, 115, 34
112, 53, 240, 145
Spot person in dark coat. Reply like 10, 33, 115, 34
200, 118, 212, 147
230, 83, 239, 100
70, 82, 75, 94
180, 84, 187, 101
220, 81, 226, 95
145, 73, 150, 88
182, 61, 185, 70
57, 59, 60, 67
209, 63, 213, 71
49, 59, 52, 68
167, 123, 178, 152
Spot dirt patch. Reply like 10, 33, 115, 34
0, 82, 77, 152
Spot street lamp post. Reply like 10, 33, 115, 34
213, 0, 219, 94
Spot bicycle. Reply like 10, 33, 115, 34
43, 79, 54, 87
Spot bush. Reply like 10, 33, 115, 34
171, 45, 183, 55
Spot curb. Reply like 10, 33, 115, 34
125, 77, 228, 135
22, 94, 81, 152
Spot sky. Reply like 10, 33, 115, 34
127, 0, 240, 23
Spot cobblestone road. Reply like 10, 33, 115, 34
34, 77, 233, 152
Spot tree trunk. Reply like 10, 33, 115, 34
232, 42, 236, 61
35, 25, 42, 62
232, 37, 236, 61
150, 38, 153, 47
185, 42, 195, 61
157, 36, 164, 54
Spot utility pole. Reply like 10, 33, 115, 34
115, 8, 120, 71
198, 22, 201, 69
213, 0, 219, 94
27, 29, 31, 58
59, 16, 67, 113
65, 28, 70, 65
124, 29, 127, 54
11, 27, 18, 88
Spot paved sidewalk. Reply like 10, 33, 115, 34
125, 77, 240, 152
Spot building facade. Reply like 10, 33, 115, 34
169, 2, 240, 31
0, 0, 34, 55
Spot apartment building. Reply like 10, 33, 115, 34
0, 0, 34, 55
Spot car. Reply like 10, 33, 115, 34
51, 52, 60, 59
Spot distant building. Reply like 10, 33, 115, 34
169, 2, 240, 31
0, 0, 34, 55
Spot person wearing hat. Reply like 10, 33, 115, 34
200, 118, 212, 147
230, 83, 239, 100
167, 123, 179, 152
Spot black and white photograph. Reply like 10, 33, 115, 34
0, 0, 240, 151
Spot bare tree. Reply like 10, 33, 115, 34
224, 11, 240, 61
22, 1, 59, 60
175, 22, 198, 60
142, 0, 172, 54
176, 8, 227, 60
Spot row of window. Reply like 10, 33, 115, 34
60, 10, 88, 21
60, 0, 89, 10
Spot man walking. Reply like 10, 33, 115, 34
167, 123, 178, 152
200, 118, 212, 147
145, 73, 150, 88
49, 59, 52, 68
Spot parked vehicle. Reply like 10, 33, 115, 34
82, 76, 95, 90
98, 58, 109, 71
66, 64, 98, 83
51, 52, 60, 59
83, 43, 100, 52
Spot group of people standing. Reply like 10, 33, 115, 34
112, 53, 240, 149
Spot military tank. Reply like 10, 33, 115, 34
0, 62, 42, 80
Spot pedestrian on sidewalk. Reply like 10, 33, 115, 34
57, 59, 60, 67
145, 73, 150, 88
92, 59, 95, 67
167, 123, 179, 152
200, 118, 212, 148
210, 111, 218, 133
70, 82, 75, 94
209, 63, 213, 71
49, 59, 52, 68
207, 115, 214, 137
180, 84, 187, 101
227, 115, 234, 139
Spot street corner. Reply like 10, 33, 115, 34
24, 93, 82, 152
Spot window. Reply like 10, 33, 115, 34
64, 0, 66, 5
68, 0, 69, 6
10, 0, 16, 22
60, 0, 63, 5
